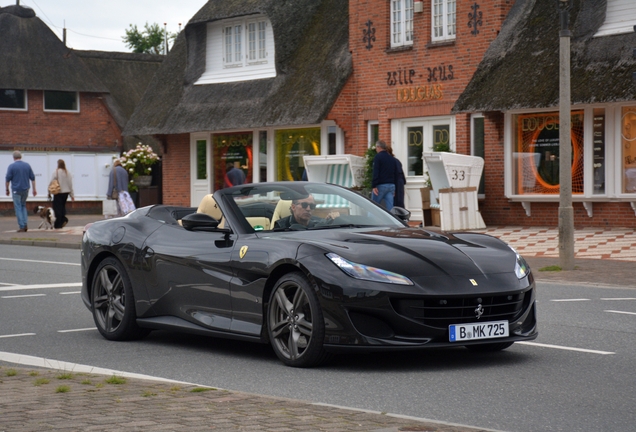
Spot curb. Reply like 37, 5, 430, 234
0, 239, 80, 249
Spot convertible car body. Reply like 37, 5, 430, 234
81, 182, 537, 367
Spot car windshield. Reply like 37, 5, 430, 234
220, 182, 404, 232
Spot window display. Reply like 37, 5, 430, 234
622, 106, 636, 193
275, 128, 320, 181
213, 133, 252, 190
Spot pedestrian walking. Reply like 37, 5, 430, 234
224, 161, 246, 187
48, 159, 74, 229
5, 150, 37, 232
371, 140, 397, 210
387, 147, 406, 208
107, 159, 136, 216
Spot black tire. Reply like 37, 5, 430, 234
91, 257, 150, 341
466, 341, 514, 352
267, 272, 329, 367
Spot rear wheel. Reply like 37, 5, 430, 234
466, 341, 514, 352
91, 257, 149, 341
267, 272, 329, 367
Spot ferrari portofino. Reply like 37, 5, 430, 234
81, 182, 537, 367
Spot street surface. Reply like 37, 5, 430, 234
1, 244, 635, 431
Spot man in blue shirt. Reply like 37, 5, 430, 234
5, 151, 37, 232
372, 140, 397, 210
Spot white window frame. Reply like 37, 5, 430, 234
431, 0, 456, 42
471, 113, 486, 198
368, 120, 379, 147
190, 133, 212, 206
43, 90, 79, 113
0, 89, 28, 111
196, 15, 276, 85
390, 0, 414, 48
503, 104, 636, 201
594, 0, 636, 37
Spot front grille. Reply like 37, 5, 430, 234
391, 289, 532, 329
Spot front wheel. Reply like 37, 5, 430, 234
466, 341, 514, 352
91, 257, 149, 341
267, 272, 329, 367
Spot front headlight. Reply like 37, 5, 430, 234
509, 246, 530, 279
326, 253, 414, 285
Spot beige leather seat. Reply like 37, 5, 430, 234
246, 216, 270, 231
196, 194, 224, 227
270, 199, 292, 227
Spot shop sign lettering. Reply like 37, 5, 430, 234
521, 115, 559, 132
427, 65, 454, 82
396, 84, 443, 103
387, 69, 416, 86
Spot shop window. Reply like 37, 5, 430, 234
328, 126, 337, 155
0, 89, 26, 110
592, 108, 606, 194
471, 115, 485, 195
259, 131, 268, 183
196, 15, 276, 84
196, 139, 207, 180
432, 0, 456, 42
621, 106, 636, 193
368, 122, 379, 147
407, 126, 424, 176
275, 128, 321, 181
391, 0, 414, 48
213, 132, 252, 190
511, 111, 584, 195
44, 91, 78, 112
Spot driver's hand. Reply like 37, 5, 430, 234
326, 211, 340, 221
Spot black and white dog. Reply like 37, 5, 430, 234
33, 205, 56, 230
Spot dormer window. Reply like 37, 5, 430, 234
196, 14, 276, 85
594, 0, 636, 37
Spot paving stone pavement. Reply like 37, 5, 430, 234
0, 365, 488, 432
2, 215, 636, 430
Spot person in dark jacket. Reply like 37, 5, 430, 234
371, 140, 397, 210
387, 147, 406, 208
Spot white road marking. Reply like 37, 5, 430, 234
1, 294, 46, 299
0, 257, 80, 266
605, 310, 636, 316
0, 333, 36, 339
58, 328, 96, 333
601, 298, 636, 301
550, 298, 591, 302
59, 291, 81, 295
517, 341, 614, 355
0, 283, 82, 292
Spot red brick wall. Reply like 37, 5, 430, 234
329, 0, 512, 155
0, 91, 122, 150
0, 90, 122, 215
161, 134, 191, 206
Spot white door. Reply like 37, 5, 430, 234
190, 134, 211, 207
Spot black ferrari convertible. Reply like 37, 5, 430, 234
81, 182, 537, 367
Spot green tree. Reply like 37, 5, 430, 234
123, 22, 176, 55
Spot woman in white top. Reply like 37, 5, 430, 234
49, 159, 74, 229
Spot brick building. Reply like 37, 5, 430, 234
126, 0, 636, 228
0, 4, 162, 214
455, 0, 636, 227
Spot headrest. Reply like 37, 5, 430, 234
196, 195, 222, 220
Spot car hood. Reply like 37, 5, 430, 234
283, 227, 518, 280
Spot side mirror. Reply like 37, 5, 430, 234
181, 212, 220, 231
390, 206, 411, 223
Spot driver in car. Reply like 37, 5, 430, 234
274, 195, 340, 229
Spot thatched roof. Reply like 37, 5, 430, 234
124, 0, 352, 136
75, 51, 163, 130
0, 5, 107, 93
453, 0, 636, 113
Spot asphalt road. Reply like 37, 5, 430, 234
1, 244, 636, 432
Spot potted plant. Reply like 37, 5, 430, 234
119, 143, 160, 192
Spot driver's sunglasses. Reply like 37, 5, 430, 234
297, 202, 316, 210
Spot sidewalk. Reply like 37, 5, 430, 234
1, 213, 636, 431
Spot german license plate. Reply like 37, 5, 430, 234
449, 320, 509, 342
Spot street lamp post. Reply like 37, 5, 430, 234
557, 0, 574, 270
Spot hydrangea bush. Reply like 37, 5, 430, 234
117, 143, 160, 192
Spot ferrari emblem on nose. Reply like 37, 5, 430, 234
469, 279, 478, 286
239, 246, 248, 259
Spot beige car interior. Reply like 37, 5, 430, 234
270, 199, 292, 228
